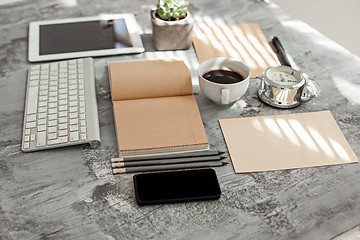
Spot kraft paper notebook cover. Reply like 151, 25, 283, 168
193, 23, 279, 78
219, 111, 358, 173
108, 60, 209, 156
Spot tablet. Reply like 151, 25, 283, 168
28, 14, 145, 62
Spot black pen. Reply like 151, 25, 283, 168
111, 149, 225, 162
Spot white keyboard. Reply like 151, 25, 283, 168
22, 58, 101, 152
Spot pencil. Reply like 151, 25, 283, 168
112, 161, 228, 174
111, 149, 224, 162
111, 156, 225, 168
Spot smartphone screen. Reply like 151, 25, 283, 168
133, 168, 221, 205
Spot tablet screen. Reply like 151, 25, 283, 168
39, 19, 132, 55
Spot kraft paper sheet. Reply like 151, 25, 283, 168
219, 111, 358, 173
193, 23, 279, 78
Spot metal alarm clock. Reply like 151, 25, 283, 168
257, 37, 320, 108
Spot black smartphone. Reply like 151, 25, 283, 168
133, 168, 221, 205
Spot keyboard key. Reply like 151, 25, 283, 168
59, 111, 68, 117
23, 142, 30, 149
27, 114, 36, 122
48, 133, 58, 140
69, 107, 77, 113
59, 129, 68, 136
25, 129, 31, 135
40, 80, 48, 85
48, 108, 57, 114
30, 81, 39, 87
70, 119, 78, 125
38, 125, 46, 132
38, 112, 47, 119
69, 90, 77, 95
59, 99, 67, 105
48, 120, 58, 127
39, 95, 47, 101
80, 127, 86, 133
48, 114, 57, 120
59, 94, 67, 100
70, 125, 79, 132
59, 123, 68, 130
26, 86, 38, 114
30, 134, 36, 141
48, 102, 57, 108
69, 95, 77, 101
49, 86, 58, 92
38, 117, 47, 124
36, 132, 46, 146
69, 113, 78, 119
59, 117, 68, 123
69, 100, 78, 107
69, 85, 77, 90
59, 88, 67, 94
69, 74, 76, 79
24, 135, 30, 141
59, 105, 67, 111
26, 122, 36, 129
48, 136, 68, 145
70, 131, 79, 142
38, 101, 47, 107
39, 90, 48, 96
80, 133, 87, 140
38, 106, 47, 113
48, 126, 57, 133
49, 91, 58, 97
49, 81, 58, 86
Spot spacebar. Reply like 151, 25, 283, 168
26, 86, 38, 114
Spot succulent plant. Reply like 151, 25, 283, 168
156, 0, 189, 21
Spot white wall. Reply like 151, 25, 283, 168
271, 0, 360, 57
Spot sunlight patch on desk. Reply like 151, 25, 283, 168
332, 76, 360, 105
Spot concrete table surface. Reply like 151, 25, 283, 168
0, 0, 359, 239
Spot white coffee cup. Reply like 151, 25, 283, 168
198, 57, 250, 105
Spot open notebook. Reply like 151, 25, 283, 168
108, 60, 209, 157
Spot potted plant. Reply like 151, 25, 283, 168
151, 0, 194, 50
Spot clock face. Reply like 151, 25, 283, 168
265, 66, 303, 87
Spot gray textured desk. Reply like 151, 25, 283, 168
1, 0, 360, 239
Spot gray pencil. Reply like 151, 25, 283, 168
111, 156, 225, 168
111, 149, 224, 162
112, 161, 228, 174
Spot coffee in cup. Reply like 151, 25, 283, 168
198, 58, 250, 105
